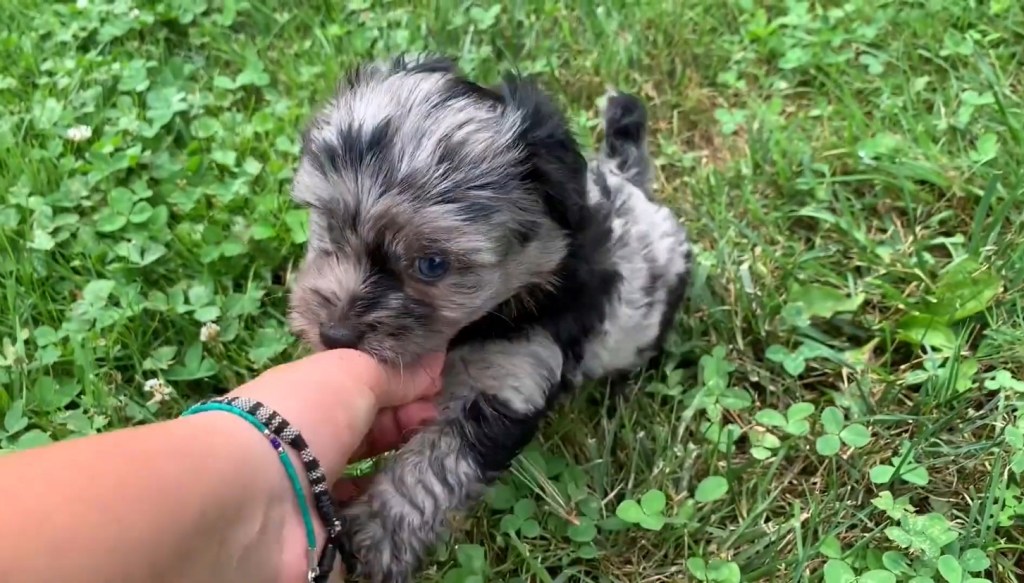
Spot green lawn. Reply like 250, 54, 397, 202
3, 1, 1024, 581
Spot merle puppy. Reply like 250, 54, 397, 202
287, 54, 692, 582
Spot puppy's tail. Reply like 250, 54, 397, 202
601, 90, 653, 196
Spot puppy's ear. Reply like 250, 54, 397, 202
495, 73, 589, 233
388, 52, 461, 75
339, 52, 461, 92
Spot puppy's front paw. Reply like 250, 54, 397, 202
338, 493, 424, 583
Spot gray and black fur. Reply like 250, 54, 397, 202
287, 54, 692, 583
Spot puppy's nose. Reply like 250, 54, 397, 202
318, 322, 362, 350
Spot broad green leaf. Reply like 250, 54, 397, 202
753, 430, 781, 449
787, 284, 865, 318
927, 258, 1003, 322
718, 387, 753, 410
885, 526, 913, 548
498, 514, 522, 533
285, 209, 310, 244
638, 512, 665, 531
788, 419, 811, 436
519, 518, 541, 537
686, 557, 708, 578
485, 483, 517, 510
823, 559, 856, 583
455, 544, 486, 572
29, 230, 55, 250
902, 465, 930, 486
706, 559, 741, 583
819, 535, 842, 559
567, 520, 597, 542
816, 434, 841, 456
840, 424, 872, 448
442, 567, 475, 583
129, 201, 154, 223
247, 328, 291, 366
694, 476, 729, 503
3, 399, 27, 434
513, 498, 536, 519
58, 410, 92, 434
820, 406, 845, 434
187, 284, 215, 308
82, 279, 117, 305
765, 344, 793, 364
191, 116, 222, 138
33, 325, 58, 346
14, 429, 53, 450
754, 409, 787, 428
788, 402, 816, 421
781, 302, 810, 327
937, 554, 963, 583
192, 305, 221, 323
615, 500, 645, 523
860, 570, 897, 583
108, 187, 135, 214
896, 314, 957, 351
94, 208, 128, 232
872, 491, 896, 510
1010, 452, 1024, 474
918, 513, 957, 549
780, 353, 806, 376
882, 551, 910, 574
870, 465, 896, 483
872, 491, 914, 520
640, 489, 667, 515
251, 221, 277, 240
958, 549, 990, 572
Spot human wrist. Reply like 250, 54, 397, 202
180, 398, 338, 583
170, 410, 318, 583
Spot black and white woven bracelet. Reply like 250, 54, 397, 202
200, 395, 356, 582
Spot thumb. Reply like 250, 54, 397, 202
374, 352, 446, 408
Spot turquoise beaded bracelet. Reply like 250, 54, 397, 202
180, 401, 320, 581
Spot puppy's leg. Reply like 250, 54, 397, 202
339, 331, 564, 583
601, 91, 653, 196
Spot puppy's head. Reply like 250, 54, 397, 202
287, 54, 588, 364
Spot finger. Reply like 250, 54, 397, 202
352, 400, 439, 461
356, 408, 401, 460
374, 352, 446, 408
329, 401, 435, 502
394, 400, 439, 440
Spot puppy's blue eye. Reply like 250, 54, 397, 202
415, 255, 450, 281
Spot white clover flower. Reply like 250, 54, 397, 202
200, 321, 221, 343
65, 125, 93, 142
128, 8, 140, 18
76, 0, 88, 8
143, 378, 174, 406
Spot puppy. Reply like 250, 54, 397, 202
287, 53, 692, 582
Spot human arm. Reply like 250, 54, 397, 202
0, 349, 444, 583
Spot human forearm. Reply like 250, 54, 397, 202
0, 412, 317, 583
0, 349, 444, 583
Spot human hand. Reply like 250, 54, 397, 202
227, 348, 446, 485
219, 349, 445, 583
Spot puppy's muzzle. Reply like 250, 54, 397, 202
319, 322, 362, 350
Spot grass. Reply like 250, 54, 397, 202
2, 0, 1024, 581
